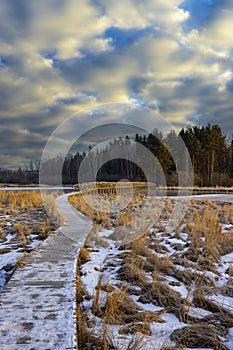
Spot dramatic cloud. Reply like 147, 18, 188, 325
0, 0, 233, 167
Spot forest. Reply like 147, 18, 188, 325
1, 124, 233, 187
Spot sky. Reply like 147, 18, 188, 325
0, 0, 233, 168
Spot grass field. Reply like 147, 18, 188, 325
70, 190, 233, 350
0, 191, 62, 290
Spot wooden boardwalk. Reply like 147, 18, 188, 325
0, 193, 92, 350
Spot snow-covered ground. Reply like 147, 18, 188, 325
76, 196, 233, 349
0, 207, 52, 291
0, 190, 233, 349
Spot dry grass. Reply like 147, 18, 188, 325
76, 306, 109, 350
170, 324, 228, 349
76, 304, 147, 350
118, 253, 148, 286
150, 281, 182, 313
76, 274, 149, 349
0, 191, 63, 278
41, 193, 64, 227
193, 288, 222, 313
16, 253, 28, 266
73, 185, 233, 349
0, 191, 63, 228
92, 277, 165, 325
0, 191, 42, 211
185, 203, 233, 263
222, 203, 233, 224
78, 246, 91, 265
102, 289, 141, 325
84, 226, 110, 248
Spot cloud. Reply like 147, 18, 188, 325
0, 0, 233, 167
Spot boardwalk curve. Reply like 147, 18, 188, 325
0, 192, 92, 350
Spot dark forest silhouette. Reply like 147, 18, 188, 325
1, 124, 233, 187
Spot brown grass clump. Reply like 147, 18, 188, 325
77, 305, 147, 350
186, 203, 233, 262
101, 289, 164, 329
175, 269, 194, 285
84, 226, 109, 248
193, 288, 222, 313
42, 193, 64, 227
227, 264, 233, 277
119, 322, 152, 336
16, 254, 27, 266
0, 247, 11, 254
117, 253, 148, 286
76, 270, 84, 304
103, 290, 142, 325
164, 198, 172, 219
91, 275, 103, 316
0, 191, 63, 228
204, 311, 233, 329
149, 281, 182, 313
170, 324, 228, 350
90, 273, 165, 329
0, 191, 43, 211
223, 203, 233, 224
127, 310, 165, 324
153, 255, 176, 276
130, 235, 156, 264
78, 247, 91, 266
77, 307, 112, 350
218, 231, 233, 256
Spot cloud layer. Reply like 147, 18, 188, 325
0, 0, 233, 167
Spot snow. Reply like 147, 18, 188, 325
99, 228, 114, 237
1, 190, 233, 349
221, 251, 233, 264
136, 300, 164, 312
208, 294, 233, 313
225, 328, 233, 350
170, 283, 189, 298
0, 250, 20, 269
76, 193, 233, 349
81, 247, 111, 295
149, 313, 185, 349
185, 306, 212, 319
0, 214, 49, 291
167, 237, 186, 245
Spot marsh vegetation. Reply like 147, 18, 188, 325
70, 189, 233, 349
0, 191, 62, 290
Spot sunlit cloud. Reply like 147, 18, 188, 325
0, 0, 233, 167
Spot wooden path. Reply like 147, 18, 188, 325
0, 193, 92, 350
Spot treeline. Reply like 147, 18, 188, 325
44, 123, 233, 187
135, 124, 233, 186
180, 124, 232, 186
0, 168, 39, 184
1, 124, 233, 187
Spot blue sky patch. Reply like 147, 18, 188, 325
104, 26, 153, 49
